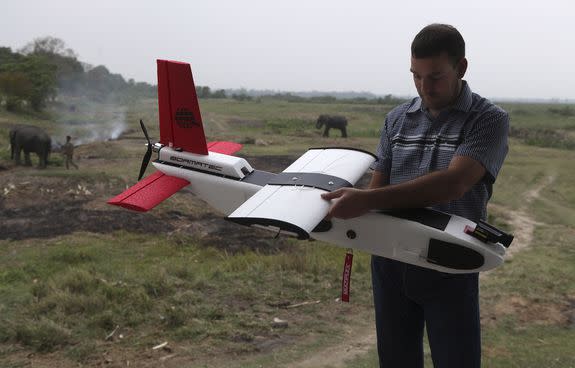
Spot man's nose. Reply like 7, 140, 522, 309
421, 79, 435, 95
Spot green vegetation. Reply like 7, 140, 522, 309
1, 51, 574, 366
502, 102, 575, 150
0, 37, 155, 113
0, 48, 57, 111
0, 233, 374, 363
196, 85, 227, 99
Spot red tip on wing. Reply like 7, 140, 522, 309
207, 141, 243, 155
107, 171, 190, 212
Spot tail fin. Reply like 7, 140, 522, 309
157, 59, 208, 155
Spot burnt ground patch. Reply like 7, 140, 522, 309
0, 199, 289, 254
0, 152, 375, 253
0, 155, 299, 253
0, 200, 180, 241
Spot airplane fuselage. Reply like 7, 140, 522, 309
152, 146, 507, 274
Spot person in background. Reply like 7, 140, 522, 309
62, 135, 79, 170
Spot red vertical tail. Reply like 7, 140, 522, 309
157, 60, 208, 155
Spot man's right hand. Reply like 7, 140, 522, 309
321, 188, 371, 220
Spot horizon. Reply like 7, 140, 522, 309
2, 0, 575, 101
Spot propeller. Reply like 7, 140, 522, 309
138, 119, 153, 180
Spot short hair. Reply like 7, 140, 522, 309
411, 24, 465, 65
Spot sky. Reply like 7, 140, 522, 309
2, 0, 574, 100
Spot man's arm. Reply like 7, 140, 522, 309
368, 170, 389, 189
321, 155, 485, 219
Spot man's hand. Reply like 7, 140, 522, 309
321, 188, 371, 220
321, 156, 486, 220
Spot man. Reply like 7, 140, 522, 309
321, 24, 509, 367
62, 135, 79, 170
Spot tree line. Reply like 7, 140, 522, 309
0, 36, 404, 112
195, 86, 406, 105
0, 37, 155, 112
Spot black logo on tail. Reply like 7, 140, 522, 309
175, 108, 200, 128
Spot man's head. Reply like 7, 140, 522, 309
410, 24, 468, 113
66, 135, 71, 142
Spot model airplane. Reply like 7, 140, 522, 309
108, 60, 513, 274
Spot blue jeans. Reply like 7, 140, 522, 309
371, 256, 481, 368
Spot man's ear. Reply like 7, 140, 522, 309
457, 58, 468, 79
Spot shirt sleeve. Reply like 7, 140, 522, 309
370, 116, 392, 174
455, 107, 509, 183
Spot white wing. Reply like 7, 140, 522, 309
227, 148, 376, 238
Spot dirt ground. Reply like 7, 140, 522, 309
0, 150, 297, 252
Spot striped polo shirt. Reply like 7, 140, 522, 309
372, 81, 509, 222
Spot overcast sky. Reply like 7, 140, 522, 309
2, 0, 574, 100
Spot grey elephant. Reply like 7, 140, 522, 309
316, 115, 348, 138
9, 125, 52, 168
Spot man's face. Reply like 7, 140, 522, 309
410, 52, 466, 112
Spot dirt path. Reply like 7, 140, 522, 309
282, 174, 557, 368
489, 174, 555, 257
284, 327, 376, 368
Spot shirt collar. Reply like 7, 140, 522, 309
406, 97, 422, 114
406, 80, 473, 114
453, 81, 473, 112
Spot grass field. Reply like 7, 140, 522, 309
1, 96, 574, 367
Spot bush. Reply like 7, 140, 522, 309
12, 318, 73, 352
547, 106, 575, 117
509, 127, 575, 150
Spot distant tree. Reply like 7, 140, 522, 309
19, 37, 84, 92
84, 65, 128, 98
132, 81, 156, 98
201, 86, 211, 98
310, 95, 337, 103
232, 93, 252, 101
195, 86, 227, 99
195, 85, 207, 98
23, 55, 58, 110
0, 47, 20, 109
0, 47, 20, 65
212, 89, 227, 98
0, 71, 32, 110
19, 36, 77, 58
0, 52, 57, 111
374, 94, 405, 105
0, 36, 164, 108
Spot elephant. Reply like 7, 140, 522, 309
316, 114, 348, 138
9, 125, 52, 168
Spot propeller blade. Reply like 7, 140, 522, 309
140, 119, 150, 144
138, 146, 152, 180
138, 119, 153, 180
